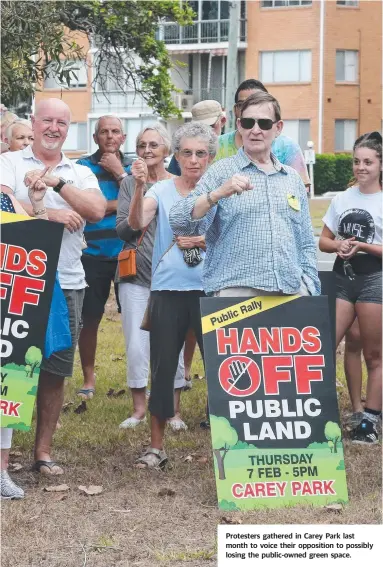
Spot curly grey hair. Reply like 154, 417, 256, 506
172, 122, 218, 157
136, 123, 171, 155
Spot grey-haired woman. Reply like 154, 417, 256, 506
128, 122, 217, 467
116, 124, 187, 430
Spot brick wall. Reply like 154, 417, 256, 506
245, 0, 382, 153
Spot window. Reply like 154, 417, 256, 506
335, 120, 357, 151
282, 120, 310, 150
337, 1, 358, 6
62, 123, 87, 151
260, 51, 311, 83
44, 60, 87, 89
94, 57, 125, 92
261, 1, 312, 7
336, 51, 358, 82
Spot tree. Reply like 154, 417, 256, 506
24, 346, 42, 378
1, 1, 194, 117
324, 421, 342, 454
210, 415, 238, 481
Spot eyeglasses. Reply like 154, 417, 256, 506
239, 118, 278, 131
179, 150, 209, 159
137, 142, 165, 150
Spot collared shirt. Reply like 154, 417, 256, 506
0, 145, 101, 289
167, 132, 310, 186
169, 147, 320, 295
77, 151, 131, 260
215, 131, 311, 186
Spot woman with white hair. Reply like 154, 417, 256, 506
128, 122, 217, 468
116, 124, 187, 430
4, 119, 34, 152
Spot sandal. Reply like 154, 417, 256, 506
135, 448, 168, 469
32, 460, 64, 476
77, 388, 95, 400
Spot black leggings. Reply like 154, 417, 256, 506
148, 290, 205, 419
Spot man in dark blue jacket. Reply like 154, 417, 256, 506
77, 115, 131, 399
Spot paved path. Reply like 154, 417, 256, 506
316, 237, 335, 272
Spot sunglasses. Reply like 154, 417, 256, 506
239, 118, 278, 131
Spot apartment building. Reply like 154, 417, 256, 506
247, 0, 382, 153
35, 0, 381, 156
34, 1, 246, 157
159, 0, 247, 136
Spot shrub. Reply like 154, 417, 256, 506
313, 154, 353, 195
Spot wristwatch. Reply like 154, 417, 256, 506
117, 172, 128, 182
53, 177, 66, 193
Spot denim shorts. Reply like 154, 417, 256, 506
41, 288, 85, 378
336, 271, 382, 305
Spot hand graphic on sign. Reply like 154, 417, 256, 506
227, 360, 252, 392
219, 356, 261, 397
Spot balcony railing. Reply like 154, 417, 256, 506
159, 19, 246, 45
91, 91, 151, 113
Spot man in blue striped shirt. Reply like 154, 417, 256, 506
170, 91, 320, 298
77, 116, 131, 398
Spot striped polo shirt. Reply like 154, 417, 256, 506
77, 151, 131, 260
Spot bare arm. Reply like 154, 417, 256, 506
116, 176, 140, 242
340, 241, 382, 259
105, 199, 118, 215
8, 194, 28, 215
56, 185, 106, 223
26, 169, 106, 223
319, 225, 349, 254
128, 181, 157, 229
176, 235, 206, 251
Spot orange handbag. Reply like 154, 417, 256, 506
118, 227, 148, 279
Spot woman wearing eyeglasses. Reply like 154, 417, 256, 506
116, 124, 188, 430
170, 91, 320, 300
127, 122, 217, 468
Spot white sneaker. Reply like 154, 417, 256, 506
119, 416, 147, 429
1, 470, 25, 499
167, 418, 188, 431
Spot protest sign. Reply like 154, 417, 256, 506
0, 213, 63, 430
200, 295, 348, 511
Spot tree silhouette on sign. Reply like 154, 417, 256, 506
210, 415, 238, 480
24, 346, 42, 378
324, 421, 342, 454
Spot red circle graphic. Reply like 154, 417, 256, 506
218, 356, 261, 397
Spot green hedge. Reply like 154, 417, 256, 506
313, 154, 353, 195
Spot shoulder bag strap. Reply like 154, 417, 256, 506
152, 240, 176, 276
136, 224, 149, 249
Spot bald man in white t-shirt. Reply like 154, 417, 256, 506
1, 98, 106, 476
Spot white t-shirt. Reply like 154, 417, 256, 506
323, 186, 382, 245
0, 145, 101, 289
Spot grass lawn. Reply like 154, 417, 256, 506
1, 299, 381, 567
309, 198, 331, 230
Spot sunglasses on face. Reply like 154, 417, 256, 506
239, 117, 278, 131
